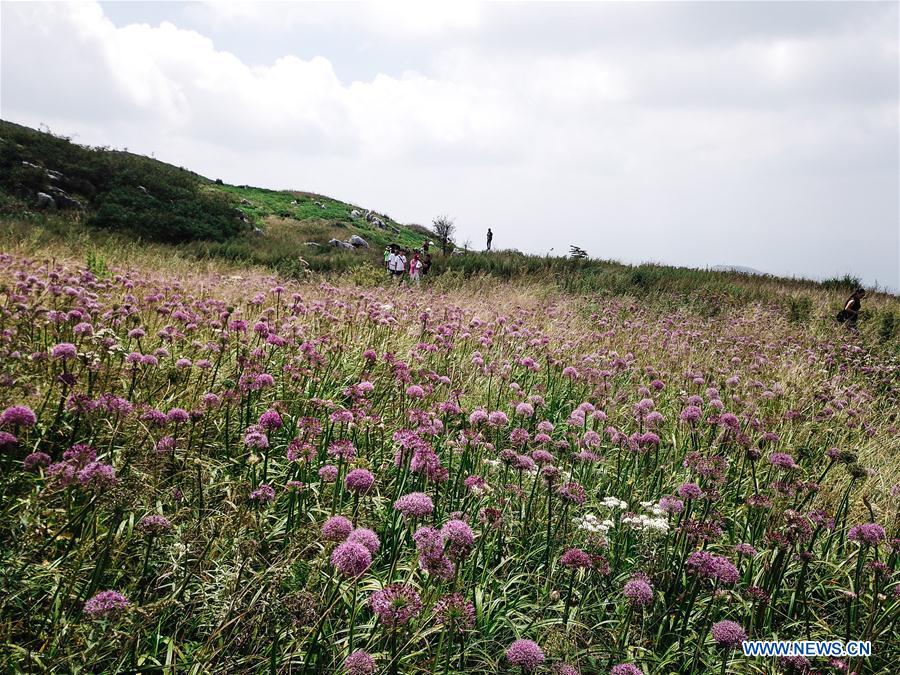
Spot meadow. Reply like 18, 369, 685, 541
0, 234, 898, 674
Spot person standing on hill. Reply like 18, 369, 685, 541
422, 250, 432, 277
409, 252, 423, 286
383, 246, 392, 270
393, 249, 408, 284
839, 288, 866, 330
486, 228, 493, 251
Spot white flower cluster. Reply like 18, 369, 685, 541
573, 513, 614, 534
639, 500, 666, 517
622, 513, 669, 534
600, 496, 628, 510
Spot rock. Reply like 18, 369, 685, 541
290, 200, 298, 205
137, 185, 149, 195
21, 161, 42, 171
253, 227, 264, 236
45, 169, 63, 183
235, 209, 250, 223
328, 238, 354, 250
304, 242, 321, 247
240, 198, 252, 206
46, 187, 83, 209
371, 218, 385, 229
350, 209, 361, 218
36, 192, 56, 209
349, 235, 369, 248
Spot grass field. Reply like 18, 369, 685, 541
0, 223, 897, 673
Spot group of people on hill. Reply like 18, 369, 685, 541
384, 241, 432, 286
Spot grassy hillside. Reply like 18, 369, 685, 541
0, 120, 428, 252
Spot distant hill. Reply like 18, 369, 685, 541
0, 119, 428, 251
711, 265, 764, 275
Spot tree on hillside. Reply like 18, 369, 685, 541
569, 245, 588, 259
432, 215, 455, 254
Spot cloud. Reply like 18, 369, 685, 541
1, 1, 897, 287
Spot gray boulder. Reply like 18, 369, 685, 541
349, 235, 369, 248
350, 209, 361, 219
36, 192, 56, 209
240, 198, 253, 206
46, 187, 83, 209
328, 238, 354, 250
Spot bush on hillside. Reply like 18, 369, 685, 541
0, 120, 241, 243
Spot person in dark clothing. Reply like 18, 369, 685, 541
422, 251, 432, 276
839, 288, 866, 329
486, 228, 493, 251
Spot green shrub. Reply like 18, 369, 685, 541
786, 295, 813, 324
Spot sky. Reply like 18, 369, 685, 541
2, 1, 898, 289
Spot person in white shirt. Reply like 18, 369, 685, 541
389, 247, 407, 283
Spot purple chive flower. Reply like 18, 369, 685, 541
394, 492, 434, 519
406, 385, 425, 398
243, 427, 269, 449
680, 406, 702, 423
249, 484, 275, 503
559, 548, 593, 569
848, 522, 886, 545
343, 650, 376, 675
77, 462, 117, 492
433, 593, 475, 633
711, 619, 747, 649
0, 405, 37, 428
0, 432, 19, 451
64, 443, 97, 466
347, 527, 381, 554
623, 574, 654, 607
328, 439, 357, 461
659, 496, 684, 514
345, 468, 375, 494
319, 464, 339, 482
769, 452, 799, 470
322, 515, 354, 542
610, 664, 643, 675
677, 482, 704, 500
83, 590, 129, 620
487, 410, 509, 427
51, 342, 77, 360
686, 551, 739, 585
557, 482, 586, 504
555, 665, 581, 675
369, 583, 422, 628
23, 451, 50, 470
331, 541, 372, 577
440, 519, 475, 560
506, 639, 544, 671
468, 408, 489, 425
166, 408, 189, 424
515, 402, 534, 416
258, 409, 283, 431
734, 543, 758, 557
137, 514, 173, 536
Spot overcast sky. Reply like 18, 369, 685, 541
2, 1, 898, 289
